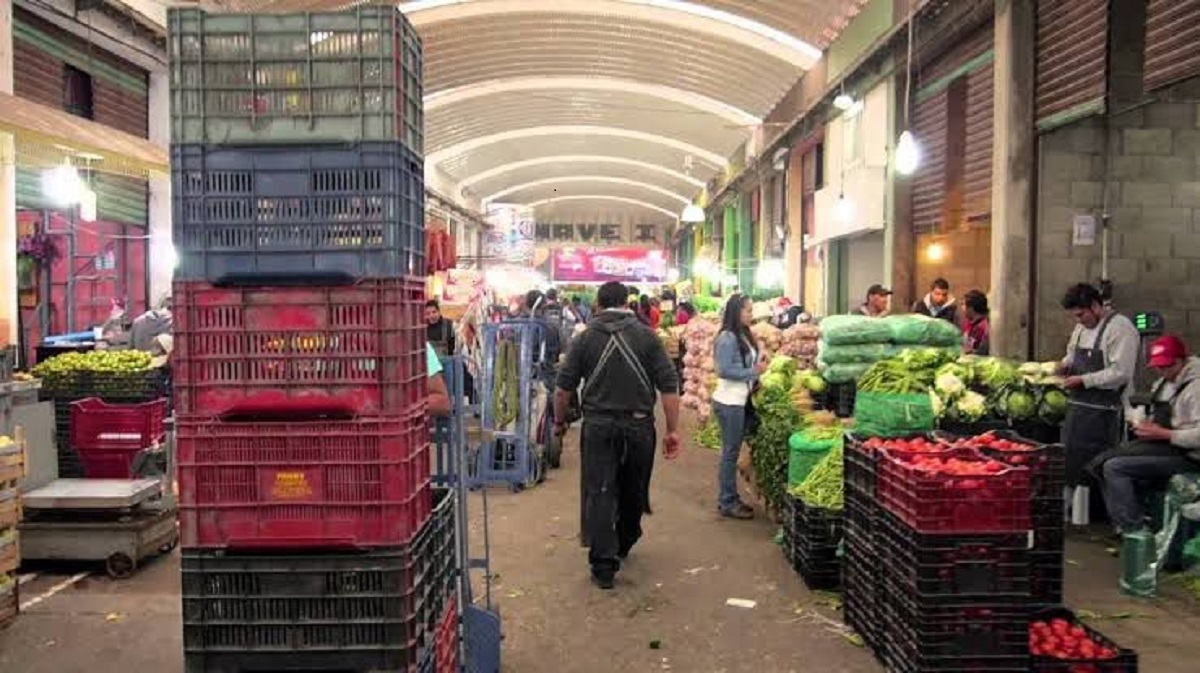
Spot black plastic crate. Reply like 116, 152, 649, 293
1030, 607, 1138, 672
880, 587, 1031, 660
844, 435, 877, 500
172, 142, 424, 283
182, 489, 455, 673
824, 381, 856, 418
1030, 551, 1064, 606
169, 7, 423, 152
423, 489, 457, 643
878, 511, 1032, 597
39, 369, 169, 403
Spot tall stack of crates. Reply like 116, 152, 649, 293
0, 427, 24, 629
167, 7, 450, 672
842, 435, 881, 652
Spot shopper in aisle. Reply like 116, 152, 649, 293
712, 293, 765, 520
675, 301, 694, 327
962, 290, 990, 356
1098, 335, 1200, 533
912, 278, 958, 324
1059, 283, 1140, 490
426, 300, 456, 359
646, 296, 663, 330
554, 281, 681, 590
572, 295, 592, 323
857, 284, 892, 317
427, 342, 451, 417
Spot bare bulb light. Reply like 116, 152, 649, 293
896, 130, 921, 176
681, 203, 706, 223
835, 194, 856, 224
833, 93, 855, 111
926, 241, 947, 262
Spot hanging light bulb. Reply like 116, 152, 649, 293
42, 162, 85, 207
896, 130, 921, 176
833, 93, 855, 111
681, 203, 705, 223
835, 193, 856, 224
926, 241, 947, 262
78, 187, 97, 222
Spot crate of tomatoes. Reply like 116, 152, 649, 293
1029, 608, 1137, 672
878, 445, 1032, 534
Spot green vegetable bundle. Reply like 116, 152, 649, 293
793, 442, 845, 510
883, 314, 964, 346
695, 416, 722, 450
748, 383, 804, 513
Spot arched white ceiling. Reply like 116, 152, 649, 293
528, 195, 679, 219
484, 176, 691, 205
400, 0, 823, 68
462, 156, 706, 189
427, 126, 727, 171
425, 76, 760, 127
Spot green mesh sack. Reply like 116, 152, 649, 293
854, 391, 936, 438
884, 314, 964, 346
819, 315, 893, 346
818, 361, 872, 384
818, 343, 899, 365
787, 431, 841, 488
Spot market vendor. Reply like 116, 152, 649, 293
1059, 283, 1139, 486
1100, 335, 1200, 533
857, 284, 892, 317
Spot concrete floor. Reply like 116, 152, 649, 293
2, 417, 1200, 672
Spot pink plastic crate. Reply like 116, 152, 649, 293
178, 413, 431, 550
172, 278, 426, 419
70, 397, 168, 478
877, 447, 1032, 534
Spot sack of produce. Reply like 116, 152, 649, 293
818, 342, 898, 365
818, 361, 872, 384
818, 315, 893, 346
855, 391, 936, 438
788, 426, 842, 488
883, 314, 963, 346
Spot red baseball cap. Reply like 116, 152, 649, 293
1147, 335, 1188, 368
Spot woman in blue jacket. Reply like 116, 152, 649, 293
712, 294, 765, 519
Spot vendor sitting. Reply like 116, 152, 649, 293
1100, 335, 1200, 533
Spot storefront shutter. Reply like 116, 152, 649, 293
910, 90, 947, 236
1036, 0, 1109, 130
1144, 0, 1200, 92
963, 60, 994, 227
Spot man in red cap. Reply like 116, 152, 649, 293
1099, 335, 1200, 533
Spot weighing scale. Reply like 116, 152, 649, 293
18, 424, 178, 578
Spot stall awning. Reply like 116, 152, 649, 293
0, 91, 167, 180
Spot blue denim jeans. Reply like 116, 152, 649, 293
712, 402, 746, 512
1101, 448, 1198, 531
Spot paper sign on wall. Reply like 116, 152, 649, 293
1072, 215, 1096, 246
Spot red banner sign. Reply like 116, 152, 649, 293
552, 248, 670, 284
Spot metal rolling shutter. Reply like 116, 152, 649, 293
963, 60, 994, 226
1144, 0, 1200, 92
910, 90, 948, 236
1036, 0, 1108, 129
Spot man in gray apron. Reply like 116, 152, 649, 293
1097, 335, 1200, 533
1059, 284, 1140, 489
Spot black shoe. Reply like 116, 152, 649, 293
720, 503, 755, 520
591, 570, 616, 590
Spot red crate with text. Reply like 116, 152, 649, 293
178, 413, 430, 550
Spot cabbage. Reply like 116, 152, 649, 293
794, 370, 827, 394
1039, 389, 1069, 423
897, 347, 956, 370
767, 355, 797, 377
760, 371, 790, 391
1003, 389, 1037, 421
954, 390, 989, 422
977, 358, 1021, 390
934, 371, 966, 398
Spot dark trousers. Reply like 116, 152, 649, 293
581, 414, 656, 573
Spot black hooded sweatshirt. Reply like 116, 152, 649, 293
557, 310, 679, 416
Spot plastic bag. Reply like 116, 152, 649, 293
788, 430, 841, 488
818, 343, 899, 365
884, 314, 963, 346
854, 391, 936, 438
818, 315, 893, 346
818, 361, 872, 384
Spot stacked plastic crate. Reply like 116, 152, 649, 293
167, 7, 452, 672
0, 428, 23, 629
842, 435, 881, 652
875, 446, 1035, 672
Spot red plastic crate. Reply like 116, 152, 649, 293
172, 278, 426, 418
70, 397, 168, 478
878, 447, 1032, 534
178, 413, 431, 550
435, 595, 458, 673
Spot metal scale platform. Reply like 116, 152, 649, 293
18, 425, 179, 578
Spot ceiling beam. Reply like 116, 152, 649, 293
527, 194, 679, 219
484, 176, 691, 205
462, 155, 706, 189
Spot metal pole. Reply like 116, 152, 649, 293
65, 207, 77, 333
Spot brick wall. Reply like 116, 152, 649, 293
1034, 77, 1200, 359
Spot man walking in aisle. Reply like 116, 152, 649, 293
555, 281, 681, 590
425, 300, 456, 358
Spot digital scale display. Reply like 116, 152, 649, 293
1134, 311, 1164, 337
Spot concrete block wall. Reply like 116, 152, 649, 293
1034, 77, 1200, 359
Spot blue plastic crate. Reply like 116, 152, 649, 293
172, 142, 424, 282
169, 7, 423, 151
